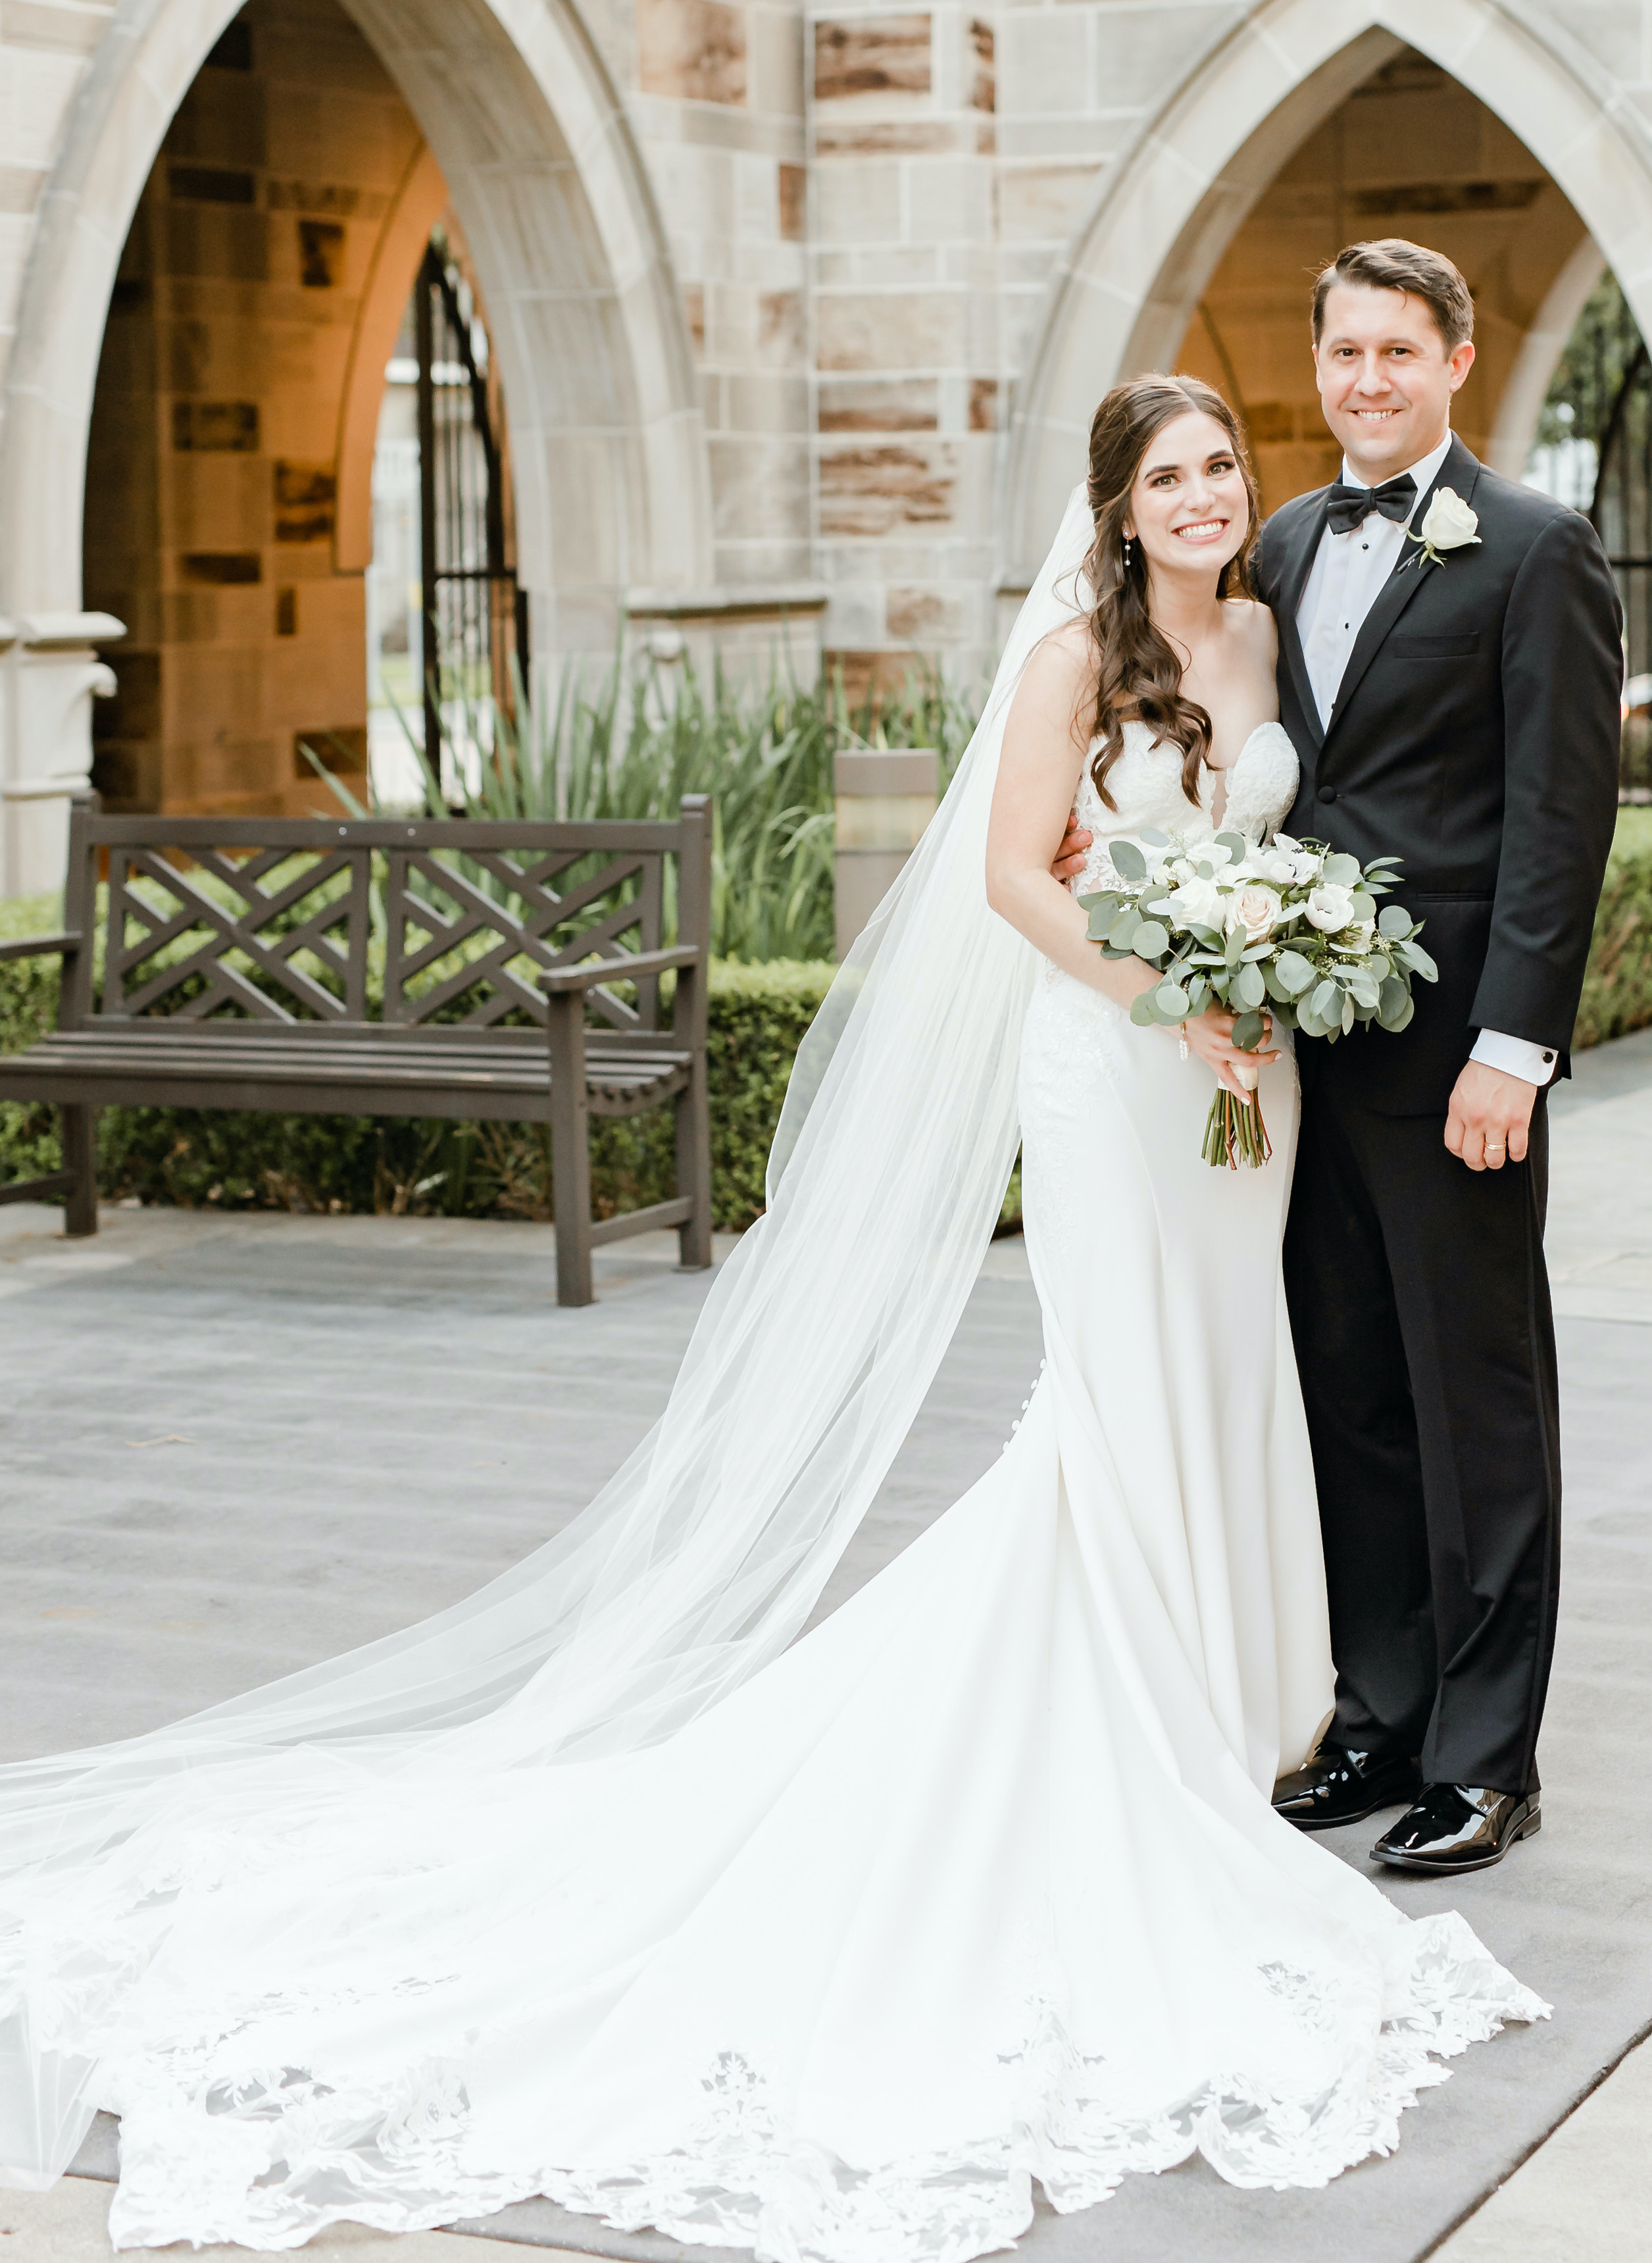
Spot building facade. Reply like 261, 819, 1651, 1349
0, 0, 1649, 884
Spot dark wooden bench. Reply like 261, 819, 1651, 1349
0, 792, 713, 1306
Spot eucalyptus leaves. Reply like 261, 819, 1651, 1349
1080, 830, 1438, 1169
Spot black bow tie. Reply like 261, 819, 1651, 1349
1326, 473, 1418, 536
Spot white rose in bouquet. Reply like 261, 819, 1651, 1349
1165, 874, 1226, 930
1304, 882, 1357, 932
1227, 884, 1282, 942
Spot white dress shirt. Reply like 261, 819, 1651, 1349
1295, 432, 1556, 1090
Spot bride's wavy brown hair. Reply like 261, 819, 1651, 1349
1078, 374, 1260, 811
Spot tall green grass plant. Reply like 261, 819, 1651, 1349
330, 656, 982, 963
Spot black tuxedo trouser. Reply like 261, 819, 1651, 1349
1282, 1061, 1559, 1795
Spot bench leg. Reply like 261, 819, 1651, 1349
61, 1104, 98, 1238
547, 996, 593, 1308
675, 1061, 712, 1273
553, 1144, 593, 1308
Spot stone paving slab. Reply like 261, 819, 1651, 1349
1432, 2033, 1652, 2263
3, 1029, 1649, 2260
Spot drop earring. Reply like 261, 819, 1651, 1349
1122, 533, 1135, 569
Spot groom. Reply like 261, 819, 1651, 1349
1058, 238, 1622, 1873
1252, 240, 1620, 1872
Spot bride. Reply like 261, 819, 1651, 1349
0, 375, 1543, 2256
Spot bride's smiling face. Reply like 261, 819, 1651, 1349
1123, 411, 1249, 583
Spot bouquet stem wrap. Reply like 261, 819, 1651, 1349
1203, 1077, 1272, 1171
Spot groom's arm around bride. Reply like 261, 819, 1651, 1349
1257, 238, 1621, 1871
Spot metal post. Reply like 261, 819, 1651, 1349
673, 794, 713, 1272
415, 249, 440, 783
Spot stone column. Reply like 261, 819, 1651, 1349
0, 612, 123, 900
808, 1, 1001, 687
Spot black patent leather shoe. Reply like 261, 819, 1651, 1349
1272, 1744, 1422, 1831
1372, 1783, 1541, 1873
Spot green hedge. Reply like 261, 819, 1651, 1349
1575, 806, 1652, 1047
3, 809, 1649, 1231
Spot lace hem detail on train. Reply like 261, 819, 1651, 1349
96, 1912, 1545, 2254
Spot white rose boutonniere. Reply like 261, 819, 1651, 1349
1404, 486, 1480, 572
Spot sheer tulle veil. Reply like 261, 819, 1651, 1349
0, 484, 1096, 2187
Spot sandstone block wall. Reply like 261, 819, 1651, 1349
3, 0, 1652, 838
630, 0, 813, 591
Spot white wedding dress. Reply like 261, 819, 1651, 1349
0, 716, 1545, 2256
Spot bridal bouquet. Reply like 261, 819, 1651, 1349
1080, 830, 1437, 1167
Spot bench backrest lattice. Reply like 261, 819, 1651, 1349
102, 842, 369, 1023
82, 815, 686, 1036
382, 839, 664, 1032
3, 797, 714, 1306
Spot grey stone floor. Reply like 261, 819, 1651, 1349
2, 1029, 1649, 2260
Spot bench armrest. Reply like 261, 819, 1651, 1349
0, 930, 80, 965
539, 944, 701, 997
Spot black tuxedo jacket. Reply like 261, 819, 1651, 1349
1252, 435, 1622, 1113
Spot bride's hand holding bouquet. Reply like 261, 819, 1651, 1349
1082, 830, 1438, 1167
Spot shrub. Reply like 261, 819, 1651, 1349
4, 811, 1648, 1235
336, 657, 984, 965
1574, 806, 1652, 1047
0, 893, 63, 1192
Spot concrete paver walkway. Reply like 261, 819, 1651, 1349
1, 1030, 1649, 2261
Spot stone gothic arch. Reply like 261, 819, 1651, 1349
0, 0, 711, 653
1004, 0, 1652, 578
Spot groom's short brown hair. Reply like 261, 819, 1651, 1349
1312, 240, 1474, 352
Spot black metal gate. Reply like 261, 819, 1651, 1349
412, 236, 528, 795
1540, 273, 1646, 795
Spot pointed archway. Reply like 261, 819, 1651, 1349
0, 0, 711, 652
1003, 0, 1652, 578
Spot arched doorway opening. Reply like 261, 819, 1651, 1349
1004, 1, 1652, 584
1166, 46, 1593, 514
82, 2, 458, 817
1, 0, 709, 842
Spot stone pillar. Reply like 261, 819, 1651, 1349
0, 611, 123, 900
809, 3, 1001, 687
833, 745, 938, 956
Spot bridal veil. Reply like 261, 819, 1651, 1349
0, 488, 1099, 2187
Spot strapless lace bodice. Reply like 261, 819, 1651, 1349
1068, 719, 1300, 898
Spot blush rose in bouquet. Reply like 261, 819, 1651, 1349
1081, 830, 1438, 1167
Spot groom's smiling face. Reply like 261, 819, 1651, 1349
1313, 283, 1474, 483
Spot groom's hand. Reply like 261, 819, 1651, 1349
1051, 810, 1092, 882
1445, 1061, 1538, 1171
